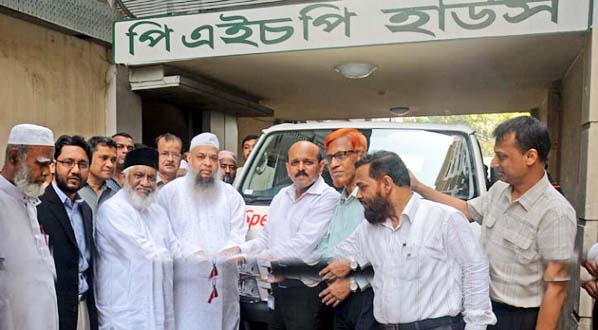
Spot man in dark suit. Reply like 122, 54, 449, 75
38, 135, 98, 330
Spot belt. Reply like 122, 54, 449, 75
271, 279, 307, 289
382, 315, 463, 330
78, 293, 87, 302
491, 300, 540, 311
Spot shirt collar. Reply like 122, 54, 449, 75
0, 174, 41, 205
51, 181, 83, 206
287, 176, 327, 201
340, 186, 359, 202
82, 180, 109, 194
515, 172, 550, 211
106, 178, 120, 191
401, 193, 420, 224
381, 192, 420, 229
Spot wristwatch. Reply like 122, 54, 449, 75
349, 277, 360, 293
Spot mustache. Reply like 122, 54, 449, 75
295, 170, 308, 178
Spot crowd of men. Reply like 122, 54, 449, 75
0, 116, 583, 330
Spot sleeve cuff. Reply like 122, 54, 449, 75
463, 309, 497, 330
354, 275, 371, 290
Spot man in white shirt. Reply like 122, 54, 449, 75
95, 148, 180, 330
159, 132, 247, 330
225, 140, 339, 329
155, 133, 183, 188
0, 123, 58, 330
322, 151, 496, 330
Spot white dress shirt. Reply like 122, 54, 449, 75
240, 176, 339, 285
336, 194, 496, 330
0, 175, 58, 330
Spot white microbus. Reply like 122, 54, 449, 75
235, 121, 490, 328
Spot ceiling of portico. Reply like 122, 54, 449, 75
161, 32, 586, 120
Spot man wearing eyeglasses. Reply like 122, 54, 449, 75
316, 128, 379, 330
37, 135, 98, 330
155, 133, 183, 188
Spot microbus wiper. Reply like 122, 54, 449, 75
243, 195, 272, 203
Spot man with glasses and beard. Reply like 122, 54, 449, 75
158, 132, 247, 330
95, 148, 180, 330
0, 123, 58, 330
322, 151, 496, 330
37, 135, 98, 330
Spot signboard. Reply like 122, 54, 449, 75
114, 0, 591, 65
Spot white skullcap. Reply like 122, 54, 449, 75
8, 124, 54, 146
190, 132, 219, 150
218, 150, 236, 162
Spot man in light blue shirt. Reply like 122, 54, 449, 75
52, 181, 90, 294
317, 128, 378, 330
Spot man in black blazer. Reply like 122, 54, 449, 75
38, 135, 98, 330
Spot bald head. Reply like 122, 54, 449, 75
288, 141, 321, 161
286, 141, 324, 195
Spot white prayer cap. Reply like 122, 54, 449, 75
219, 150, 236, 162
8, 124, 54, 146
190, 132, 219, 150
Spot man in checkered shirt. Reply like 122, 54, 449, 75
411, 116, 576, 330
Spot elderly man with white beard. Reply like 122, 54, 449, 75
158, 132, 247, 330
95, 148, 181, 330
0, 123, 59, 330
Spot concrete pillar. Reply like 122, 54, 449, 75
203, 111, 239, 155
115, 65, 143, 141
105, 65, 117, 136
106, 64, 143, 142
534, 82, 563, 182
575, 28, 598, 330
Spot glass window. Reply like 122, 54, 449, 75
240, 128, 477, 203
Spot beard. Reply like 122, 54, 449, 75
222, 173, 234, 184
361, 192, 393, 225
14, 163, 45, 198
55, 174, 82, 195
186, 167, 221, 201
124, 184, 157, 210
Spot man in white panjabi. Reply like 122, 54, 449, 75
159, 132, 248, 330
95, 148, 181, 330
159, 133, 247, 330
0, 123, 58, 330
